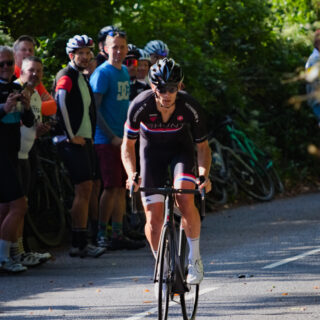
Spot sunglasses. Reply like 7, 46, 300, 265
108, 31, 126, 38
124, 59, 138, 67
0, 60, 14, 68
156, 85, 178, 94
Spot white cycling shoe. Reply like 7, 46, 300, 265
186, 259, 204, 285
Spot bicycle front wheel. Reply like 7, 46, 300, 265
229, 151, 274, 201
179, 230, 199, 320
157, 225, 171, 320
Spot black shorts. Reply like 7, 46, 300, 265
0, 151, 24, 203
140, 144, 197, 197
57, 139, 100, 185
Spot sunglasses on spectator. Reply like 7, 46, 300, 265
124, 59, 138, 67
108, 31, 126, 38
0, 60, 14, 68
156, 85, 179, 94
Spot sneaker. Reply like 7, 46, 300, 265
12, 252, 42, 267
186, 259, 204, 284
96, 236, 109, 248
109, 235, 146, 251
69, 244, 106, 258
0, 258, 27, 273
32, 251, 52, 262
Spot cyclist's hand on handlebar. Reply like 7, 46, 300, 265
198, 176, 212, 193
127, 172, 141, 195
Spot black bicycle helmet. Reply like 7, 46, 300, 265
66, 35, 94, 54
148, 58, 183, 87
126, 44, 140, 60
144, 40, 169, 57
98, 25, 119, 43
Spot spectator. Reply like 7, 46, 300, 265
137, 48, 151, 85
13, 35, 57, 115
96, 25, 119, 67
124, 44, 150, 103
144, 40, 169, 65
53, 35, 105, 258
90, 31, 145, 250
0, 45, 34, 273
10, 56, 53, 267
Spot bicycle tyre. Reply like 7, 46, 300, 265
157, 225, 171, 320
228, 150, 275, 201
26, 174, 66, 247
180, 230, 199, 320
267, 166, 284, 194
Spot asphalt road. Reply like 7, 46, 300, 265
1, 192, 320, 319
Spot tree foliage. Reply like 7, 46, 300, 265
1, 0, 320, 184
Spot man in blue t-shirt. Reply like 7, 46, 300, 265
90, 31, 145, 250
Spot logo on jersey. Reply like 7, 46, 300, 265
177, 115, 183, 121
117, 81, 130, 101
149, 114, 158, 122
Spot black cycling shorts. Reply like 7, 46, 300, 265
140, 144, 197, 197
57, 139, 100, 185
0, 151, 24, 203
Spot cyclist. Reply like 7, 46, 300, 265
0, 45, 34, 273
53, 35, 105, 258
121, 58, 212, 284
144, 40, 169, 65
137, 48, 151, 84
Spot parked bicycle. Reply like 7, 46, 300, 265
207, 134, 274, 204
131, 182, 205, 320
219, 115, 284, 194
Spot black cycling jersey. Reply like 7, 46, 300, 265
124, 89, 208, 190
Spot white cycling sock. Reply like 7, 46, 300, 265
187, 237, 200, 262
0, 239, 11, 262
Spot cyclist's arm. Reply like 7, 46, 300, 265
196, 139, 212, 191
121, 136, 137, 180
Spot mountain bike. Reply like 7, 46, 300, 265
131, 181, 205, 320
208, 135, 274, 202
220, 115, 284, 194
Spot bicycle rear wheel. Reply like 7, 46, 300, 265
26, 174, 66, 247
229, 151, 274, 201
157, 225, 171, 320
179, 230, 199, 320
267, 166, 284, 194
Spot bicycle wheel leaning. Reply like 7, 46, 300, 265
228, 150, 274, 201
179, 229, 199, 320
26, 170, 66, 247
156, 225, 171, 320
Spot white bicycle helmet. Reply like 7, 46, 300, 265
66, 35, 94, 54
138, 48, 151, 62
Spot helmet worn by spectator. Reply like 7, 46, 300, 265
138, 48, 151, 62
148, 58, 183, 87
144, 40, 169, 57
66, 35, 94, 54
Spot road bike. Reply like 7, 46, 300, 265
131, 182, 205, 320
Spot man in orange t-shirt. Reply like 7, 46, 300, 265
13, 35, 56, 116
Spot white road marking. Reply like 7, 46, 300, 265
126, 286, 219, 320
262, 247, 320, 269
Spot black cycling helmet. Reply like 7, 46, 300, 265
148, 58, 183, 87
66, 35, 94, 54
126, 44, 140, 60
144, 40, 169, 57
98, 25, 119, 43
